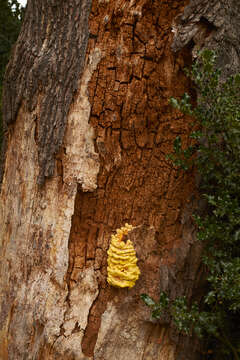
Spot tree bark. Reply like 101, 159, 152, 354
0, 0, 239, 359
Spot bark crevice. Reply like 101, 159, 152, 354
172, 0, 240, 77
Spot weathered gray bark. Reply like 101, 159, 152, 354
172, 0, 240, 78
0, 0, 240, 359
2, 0, 92, 185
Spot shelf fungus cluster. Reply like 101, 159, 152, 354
107, 224, 140, 288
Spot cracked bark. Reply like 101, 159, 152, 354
0, 0, 240, 359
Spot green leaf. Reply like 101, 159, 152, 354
140, 294, 156, 307
173, 136, 182, 154
159, 292, 169, 308
152, 308, 162, 319
169, 97, 180, 109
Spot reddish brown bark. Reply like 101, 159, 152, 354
68, 0, 199, 357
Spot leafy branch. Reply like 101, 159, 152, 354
142, 50, 240, 359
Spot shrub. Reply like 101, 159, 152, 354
142, 50, 240, 360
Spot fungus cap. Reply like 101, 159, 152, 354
107, 224, 140, 288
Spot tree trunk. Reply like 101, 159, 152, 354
0, 0, 239, 359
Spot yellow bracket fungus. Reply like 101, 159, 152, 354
107, 224, 140, 288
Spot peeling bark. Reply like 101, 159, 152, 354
63, 47, 101, 191
1, 0, 239, 359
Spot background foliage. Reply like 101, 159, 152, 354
0, 0, 24, 142
142, 50, 240, 360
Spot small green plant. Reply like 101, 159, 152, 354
141, 293, 220, 337
142, 50, 240, 359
